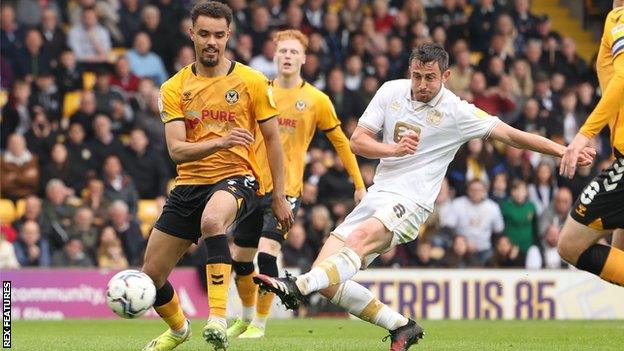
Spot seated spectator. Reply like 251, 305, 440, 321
1, 133, 39, 201
87, 114, 126, 171
447, 179, 505, 265
528, 161, 558, 216
233, 33, 253, 65
447, 49, 473, 95
119, 0, 142, 47
13, 220, 51, 267
513, 98, 549, 137
133, 87, 166, 153
541, 224, 567, 269
557, 37, 588, 84
97, 226, 129, 269
1, 5, 25, 64
122, 128, 169, 199
24, 108, 57, 167
1, 80, 32, 146
82, 178, 110, 227
38, 7, 66, 63
249, 39, 277, 79
64, 122, 96, 179
102, 155, 139, 215
538, 187, 573, 235
54, 49, 83, 93
41, 143, 87, 194
12, 195, 53, 240
407, 239, 439, 268
0, 230, 20, 269
52, 237, 94, 267
305, 205, 333, 254
509, 59, 534, 100
486, 234, 524, 268
70, 91, 98, 138
67, 5, 112, 66
67, 207, 98, 260
282, 221, 315, 273
318, 155, 356, 206
93, 69, 126, 117
468, 71, 517, 117
555, 89, 582, 144
13, 28, 51, 79
29, 73, 61, 119
442, 235, 480, 268
500, 180, 538, 256
448, 139, 496, 194
139, 5, 174, 68
172, 45, 195, 74
371, 246, 404, 268
110, 56, 140, 95
490, 172, 509, 204
42, 179, 77, 250
126, 31, 168, 85
108, 200, 145, 266
340, 0, 364, 33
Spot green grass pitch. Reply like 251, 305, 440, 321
11, 318, 624, 350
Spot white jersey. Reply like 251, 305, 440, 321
358, 79, 499, 211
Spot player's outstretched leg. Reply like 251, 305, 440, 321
325, 280, 424, 351
203, 234, 231, 350
559, 218, 624, 286
227, 259, 257, 338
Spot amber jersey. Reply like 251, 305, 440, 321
159, 62, 278, 189
580, 6, 624, 155
254, 81, 342, 197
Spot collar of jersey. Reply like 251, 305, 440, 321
191, 61, 236, 77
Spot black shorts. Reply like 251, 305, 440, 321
154, 175, 259, 242
233, 192, 301, 248
570, 154, 624, 230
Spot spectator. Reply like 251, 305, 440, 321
1, 80, 32, 144
24, 107, 57, 166
306, 205, 333, 254
0, 230, 20, 269
282, 221, 315, 272
1, 133, 39, 200
93, 69, 127, 117
67, 5, 112, 66
97, 225, 129, 269
82, 178, 110, 227
42, 179, 77, 250
54, 49, 84, 93
266, 0, 286, 28
126, 32, 169, 85
318, 154, 356, 205
467, 0, 499, 52
528, 161, 558, 216
556, 89, 583, 144
407, 240, 438, 267
122, 128, 169, 199
324, 67, 360, 124
513, 98, 549, 137
494, 13, 523, 59
402, 0, 427, 24
172, 45, 195, 73
87, 114, 126, 171
500, 179, 537, 256
52, 237, 94, 267
523, 40, 549, 79
322, 12, 347, 66
64, 122, 96, 178
70, 91, 98, 138
447, 179, 505, 265
12, 195, 53, 240
443, 235, 480, 268
1, 5, 25, 63
67, 207, 98, 259
249, 39, 277, 79
447, 49, 473, 95
386, 36, 409, 80
233, 34, 253, 65
557, 37, 588, 84
468, 71, 517, 117
340, 0, 364, 33
486, 234, 523, 268
29, 73, 62, 120
304, 0, 325, 30
133, 87, 167, 153
343, 55, 364, 91
119, 0, 142, 47
448, 138, 497, 194
509, 59, 534, 99
102, 155, 139, 215
13, 220, 51, 267
14, 27, 52, 79
490, 172, 509, 204
511, 0, 538, 39
42, 143, 87, 194
108, 200, 145, 266
249, 5, 272, 56
372, 246, 405, 268
541, 224, 567, 269
538, 187, 573, 236
360, 16, 387, 56
38, 7, 66, 63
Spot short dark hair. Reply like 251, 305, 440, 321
191, 1, 233, 27
409, 43, 449, 72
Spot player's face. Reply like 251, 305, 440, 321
275, 39, 306, 77
409, 60, 450, 103
190, 16, 230, 67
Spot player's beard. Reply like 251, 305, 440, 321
199, 47, 219, 67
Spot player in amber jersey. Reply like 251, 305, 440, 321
559, 0, 624, 288
140, 2, 293, 351
227, 30, 366, 339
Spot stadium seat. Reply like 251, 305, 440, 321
0, 199, 16, 225
82, 72, 96, 91
109, 47, 127, 63
0, 90, 8, 109
62, 91, 82, 120
137, 200, 160, 227
140, 223, 152, 238
15, 199, 26, 219
469, 51, 482, 66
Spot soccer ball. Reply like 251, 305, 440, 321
106, 270, 156, 319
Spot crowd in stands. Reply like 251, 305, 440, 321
0, 0, 615, 273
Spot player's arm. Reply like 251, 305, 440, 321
350, 125, 420, 159
325, 127, 367, 202
259, 117, 294, 229
165, 121, 254, 164
489, 122, 595, 164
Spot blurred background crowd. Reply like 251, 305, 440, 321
0, 0, 616, 273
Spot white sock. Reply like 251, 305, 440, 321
251, 315, 268, 330
171, 319, 189, 336
296, 247, 361, 295
331, 280, 408, 331
241, 306, 254, 323
208, 316, 227, 329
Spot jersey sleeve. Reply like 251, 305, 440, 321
358, 82, 389, 133
252, 76, 279, 122
456, 100, 500, 141
579, 18, 624, 139
315, 93, 341, 131
158, 77, 184, 124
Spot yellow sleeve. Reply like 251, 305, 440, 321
252, 76, 279, 122
315, 93, 341, 131
158, 77, 184, 124
326, 128, 366, 190
580, 44, 624, 139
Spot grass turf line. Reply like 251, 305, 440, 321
12, 318, 624, 350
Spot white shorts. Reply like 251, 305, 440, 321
331, 190, 431, 267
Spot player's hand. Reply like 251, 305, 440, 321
272, 195, 294, 232
393, 132, 420, 157
219, 128, 254, 149
577, 146, 596, 167
354, 188, 366, 204
559, 133, 591, 179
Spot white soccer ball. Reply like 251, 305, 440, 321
106, 270, 156, 319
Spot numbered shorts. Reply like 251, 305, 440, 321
331, 190, 431, 267
570, 155, 624, 230
154, 175, 259, 243
233, 192, 301, 247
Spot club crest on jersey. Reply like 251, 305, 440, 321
225, 89, 239, 104
390, 100, 401, 110
295, 100, 307, 111
426, 109, 443, 125
182, 90, 192, 101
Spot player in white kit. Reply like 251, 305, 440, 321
255, 44, 595, 351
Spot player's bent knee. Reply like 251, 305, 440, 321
557, 231, 584, 264
258, 237, 281, 256
200, 215, 228, 236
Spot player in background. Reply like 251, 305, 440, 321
226, 30, 366, 339
255, 43, 596, 351
141, 2, 293, 351
558, 0, 624, 287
